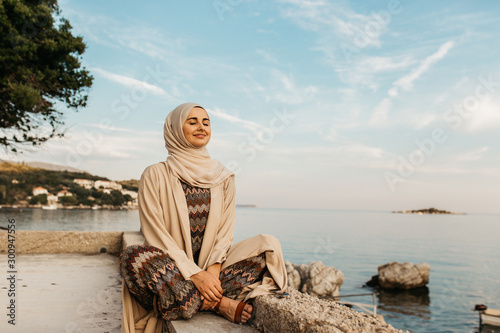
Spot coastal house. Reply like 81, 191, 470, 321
57, 190, 73, 197
122, 189, 138, 205
47, 194, 58, 204
74, 178, 94, 189
33, 187, 49, 196
94, 180, 122, 191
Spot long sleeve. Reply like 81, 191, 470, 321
205, 175, 236, 267
138, 164, 202, 279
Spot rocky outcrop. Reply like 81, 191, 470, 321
366, 262, 430, 290
251, 289, 407, 333
285, 260, 301, 290
285, 260, 344, 298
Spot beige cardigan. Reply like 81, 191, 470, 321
121, 162, 287, 333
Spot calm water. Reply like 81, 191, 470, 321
2, 207, 499, 333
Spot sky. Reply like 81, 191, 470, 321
3, 0, 500, 213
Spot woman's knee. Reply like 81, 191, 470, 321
255, 233, 280, 245
119, 244, 165, 271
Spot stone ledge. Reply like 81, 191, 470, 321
0, 230, 123, 254
170, 312, 258, 333
122, 230, 145, 249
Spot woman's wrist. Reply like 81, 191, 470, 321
206, 263, 221, 277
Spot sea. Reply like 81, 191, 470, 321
2, 207, 499, 333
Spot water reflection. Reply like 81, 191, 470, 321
479, 324, 500, 333
377, 287, 431, 319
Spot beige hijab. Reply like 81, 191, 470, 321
164, 102, 233, 188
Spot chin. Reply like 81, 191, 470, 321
192, 140, 209, 147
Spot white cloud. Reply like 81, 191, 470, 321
371, 41, 455, 126
277, 0, 391, 77
461, 98, 500, 133
412, 113, 437, 130
390, 41, 454, 97
92, 68, 169, 97
271, 69, 318, 105
455, 147, 489, 162
256, 49, 278, 64
207, 107, 264, 135
371, 98, 392, 126
278, 0, 385, 47
338, 55, 415, 90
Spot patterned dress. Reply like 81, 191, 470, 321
120, 181, 267, 321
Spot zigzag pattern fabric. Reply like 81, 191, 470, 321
120, 181, 268, 321
120, 245, 268, 321
120, 244, 202, 320
181, 180, 210, 264
220, 252, 267, 300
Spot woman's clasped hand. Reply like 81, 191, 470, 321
190, 270, 223, 310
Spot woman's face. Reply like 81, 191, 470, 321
182, 107, 211, 147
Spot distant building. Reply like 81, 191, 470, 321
74, 179, 93, 189
122, 189, 138, 204
33, 187, 48, 196
57, 190, 73, 197
94, 180, 122, 191
47, 194, 58, 204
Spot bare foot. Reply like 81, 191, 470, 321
215, 296, 252, 323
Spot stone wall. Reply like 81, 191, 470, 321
0, 230, 123, 254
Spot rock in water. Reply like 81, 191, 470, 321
293, 261, 344, 297
285, 260, 301, 290
285, 261, 344, 298
377, 262, 430, 290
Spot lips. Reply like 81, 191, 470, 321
194, 134, 206, 138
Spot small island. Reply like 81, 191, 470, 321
392, 207, 465, 215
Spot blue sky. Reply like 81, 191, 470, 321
4, 0, 500, 213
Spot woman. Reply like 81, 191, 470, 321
120, 103, 287, 333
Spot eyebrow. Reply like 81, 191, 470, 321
186, 117, 210, 122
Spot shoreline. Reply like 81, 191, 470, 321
0, 204, 138, 211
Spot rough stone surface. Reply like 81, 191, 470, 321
251, 289, 406, 333
290, 261, 344, 298
285, 260, 301, 290
0, 230, 123, 254
122, 230, 145, 249
378, 262, 430, 290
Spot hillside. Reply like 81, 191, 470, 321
0, 162, 135, 207
0, 159, 85, 173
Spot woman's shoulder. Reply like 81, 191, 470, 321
141, 162, 170, 180
222, 173, 235, 191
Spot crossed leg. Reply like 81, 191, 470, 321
120, 245, 267, 323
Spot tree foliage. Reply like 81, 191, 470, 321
0, 0, 93, 151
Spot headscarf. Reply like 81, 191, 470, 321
164, 102, 233, 188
